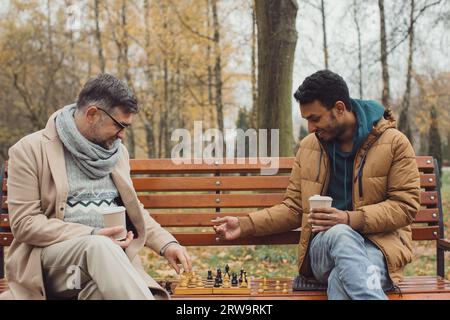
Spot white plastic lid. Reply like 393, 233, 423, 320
101, 206, 126, 215
308, 195, 333, 201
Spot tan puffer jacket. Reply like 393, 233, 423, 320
239, 115, 420, 285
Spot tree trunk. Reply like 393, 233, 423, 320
378, 0, 391, 107
353, 0, 363, 99
108, 0, 136, 157
211, 0, 224, 132
206, 0, 213, 124
428, 106, 442, 177
250, 0, 258, 129
321, 0, 329, 69
398, 0, 415, 142
143, 0, 156, 158
94, 0, 106, 73
255, 0, 298, 156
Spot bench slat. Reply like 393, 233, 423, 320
419, 174, 437, 189
133, 176, 290, 191
0, 233, 13, 246
415, 156, 435, 171
0, 209, 440, 228
172, 231, 301, 246
138, 194, 284, 208
420, 191, 438, 206
0, 226, 440, 246
0, 214, 9, 227
130, 158, 295, 174
151, 212, 254, 226
414, 209, 440, 223
412, 226, 439, 240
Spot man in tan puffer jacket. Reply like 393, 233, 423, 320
213, 70, 420, 300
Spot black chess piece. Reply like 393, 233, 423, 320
239, 268, 244, 284
231, 273, 238, 287
225, 264, 230, 277
164, 281, 173, 295
207, 269, 213, 280
214, 277, 221, 288
217, 268, 223, 284
244, 271, 248, 286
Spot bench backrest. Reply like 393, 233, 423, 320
1, 156, 444, 248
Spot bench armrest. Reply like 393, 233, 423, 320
437, 239, 450, 251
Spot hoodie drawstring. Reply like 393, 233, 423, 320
344, 158, 348, 209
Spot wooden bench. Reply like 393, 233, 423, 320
1, 156, 449, 299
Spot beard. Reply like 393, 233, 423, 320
316, 114, 346, 142
88, 123, 117, 149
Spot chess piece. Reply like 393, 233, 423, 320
231, 273, 238, 287
225, 264, 230, 277
179, 272, 188, 288
282, 283, 288, 294
216, 268, 223, 285
205, 271, 214, 288
258, 283, 264, 293
213, 277, 221, 288
223, 275, 231, 288
188, 275, 197, 288
244, 271, 249, 288
196, 274, 203, 287
165, 281, 173, 295
207, 269, 213, 280
263, 277, 268, 290
275, 280, 281, 291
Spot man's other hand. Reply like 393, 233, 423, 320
94, 226, 134, 249
308, 207, 349, 233
211, 216, 242, 241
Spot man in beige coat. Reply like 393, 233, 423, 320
1, 74, 191, 300
213, 70, 420, 300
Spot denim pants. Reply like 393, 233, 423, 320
309, 224, 393, 300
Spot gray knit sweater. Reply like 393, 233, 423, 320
63, 148, 120, 228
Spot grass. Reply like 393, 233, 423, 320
140, 171, 450, 281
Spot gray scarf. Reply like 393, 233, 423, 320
55, 104, 121, 179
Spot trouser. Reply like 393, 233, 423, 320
309, 224, 393, 300
41, 235, 154, 300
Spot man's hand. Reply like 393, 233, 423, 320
94, 226, 134, 249
164, 244, 192, 274
308, 207, 349, 233
211, 216, 241, 241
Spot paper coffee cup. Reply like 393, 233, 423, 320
101, 206, 127, 240
308, 195, 333, 229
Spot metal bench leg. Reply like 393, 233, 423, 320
0, 246, 4, 279
434, 159, 445, 278
437, 246, 444, 278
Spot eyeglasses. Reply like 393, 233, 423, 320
97, 107, 131, 133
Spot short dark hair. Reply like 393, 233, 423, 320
76, 73, 139, 113
293, 70, 351, 111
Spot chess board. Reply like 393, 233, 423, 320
174, 286, 251, 295
173, 268, 252, 295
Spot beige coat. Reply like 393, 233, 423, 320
1, 110, 177, 300
239, 115, 420, 285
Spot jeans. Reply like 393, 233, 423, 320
309, 224, 393, 300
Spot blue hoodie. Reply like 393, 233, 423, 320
323, 99, 385, 210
